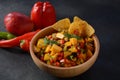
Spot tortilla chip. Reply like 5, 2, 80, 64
68, 20, 87, 36
68, 16, 95, 37
51, 18, 70, 32
84, 21, 95, 37
73, 16, 83, 22
52, 16, 95, 37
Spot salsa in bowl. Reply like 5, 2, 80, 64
30, 16, 100, 77
34, 30, 94, 67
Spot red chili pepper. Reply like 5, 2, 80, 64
20, 40, 30, 52
0, 29, 40, 48
31, 1, 56, 30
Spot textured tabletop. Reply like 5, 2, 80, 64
0, 0, 120, 80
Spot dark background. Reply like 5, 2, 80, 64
0, 0, 120, 80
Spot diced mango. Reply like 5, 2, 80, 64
51, 53, 58, 61
45, 45, 51, 52
37, 39, 45, 48
69, 46, 77, 52
63, 46, 67, 51
33, 45, 40, 52
64, 51, 72, 58
70, 38, 78, 45
50, 44, 62, 53
50, 51, 55, 56
65, 41, 71, 46
44, 53, 51, 61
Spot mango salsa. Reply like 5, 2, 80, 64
34, 16, 95, 67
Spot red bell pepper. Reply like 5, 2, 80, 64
31, 1, 56, 30
0, 29, 40, 48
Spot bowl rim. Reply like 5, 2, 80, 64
30, 26, 100, 70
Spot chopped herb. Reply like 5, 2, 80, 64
44, 38, 49, 45
69, 55, 74, 60
43, 37, 58, 45
64, 33, 81, 40
68, 55, 77, 61
71, 34, 81, 40
49, 40, 58, 45
64, 33, 71, 39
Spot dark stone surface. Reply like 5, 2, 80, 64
0, 0, 120, 80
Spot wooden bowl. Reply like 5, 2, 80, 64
30, 26, 100, 78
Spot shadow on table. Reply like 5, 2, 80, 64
1, 47, 28, 54
52, 70, 93, 80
